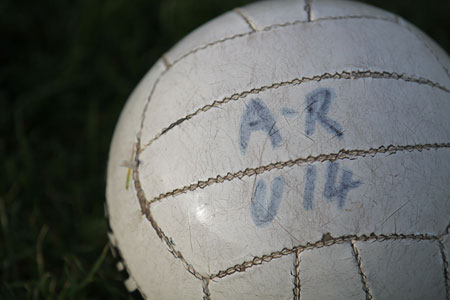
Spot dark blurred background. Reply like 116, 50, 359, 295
1, 0, 449, 298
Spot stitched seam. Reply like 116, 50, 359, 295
167, 14, 449, 79
202, 279, 211, 300
234, 8, 258, 32
147, 143, 450, 205
351, 240, 373, 300
168, 15, 394, 67
140, 71, 449, 152
438, 239, 450, 299
137, 71, 166, 142
293, 249, 302, 300
209, 233, 438, 280
132, 145, 207, 282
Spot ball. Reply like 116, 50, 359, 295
106, 0, 450, 299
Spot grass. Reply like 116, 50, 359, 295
1, 0, 449, 298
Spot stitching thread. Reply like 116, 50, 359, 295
293, 248, 302, 300
147, 143, 450, 205
438, 239, 450, 300
137, 74, 165, 142
351, 240, 373, 300
209, 233, 438, 280
202, 279, 211, 300
140, 71, 449, 152
234, 8, 258, 32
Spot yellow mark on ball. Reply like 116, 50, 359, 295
121, 144, 136, 190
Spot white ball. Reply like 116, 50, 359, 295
106, 0, 450, 299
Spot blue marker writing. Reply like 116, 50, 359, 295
324, 162, 362, 209
305, 88, 343, 139
251, 176, 285, 227
239, 98, 282, 155
303, 165, 316, 210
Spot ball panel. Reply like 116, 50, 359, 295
299, 243, 365, 300
209, 252, 295, 300
140, 17, 450, 154
140, 80, 450, 202
108, 207, 203, 299
107, 60, 203, 299
106, 59, 166, 247
164, 11, 253, 65
151, 149, 450, 275
237, 0, 307, 30
355, 239, 447, 299
106, 59, 165, 232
